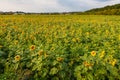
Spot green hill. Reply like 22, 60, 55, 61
84, 4, 120, 15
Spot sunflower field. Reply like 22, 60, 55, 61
0, 15, 120, 80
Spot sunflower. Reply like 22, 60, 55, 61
100, 51, 105, 58
0, 45, 3, 48
56, 57, 64, 62
38, 50, 44, 56
91, 51, 96, 56
14, 55, 21, 61
83, 61, 93, 67
44, 53, 49, 58
110, 59, 117, 66
30, 45, 35, 51
14, 40, 18, 45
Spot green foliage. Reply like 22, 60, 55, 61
0, 15, 120, 79
85, 4, 120, 15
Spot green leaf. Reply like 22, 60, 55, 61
87, 74, 94, 80
82, 53, 88, 60
0, 50, 6, 57
41, 68, 48, 78
49, 67, 58, 75
74, 65, 82, 72
97, 68, 106, 75
58, 71, 66, 78
53, 60, 58, 66
14, 63, 19, 70
52, 77, 59, 80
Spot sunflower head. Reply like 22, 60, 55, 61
14, 55, 21, 61
30, 45, 35, 51
110, 59, 117, 66
91, 51, 96, 56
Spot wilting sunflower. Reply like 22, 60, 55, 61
83, 61, 93, 67
30, 45, 35, 51
91, 51, 96, 56
56, 57, 64, 62
14, 55, 21, 61
38, 50, 44, 56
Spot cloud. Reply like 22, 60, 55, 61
0, 0, 119, 12
95, 0, 111, 2
93, 0, 120, 8
0, 0, 70, 12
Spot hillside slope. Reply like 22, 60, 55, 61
84, 4, 120, 15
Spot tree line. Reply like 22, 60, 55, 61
0, 4, 120, 15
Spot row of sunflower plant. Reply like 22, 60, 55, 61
0, 15, 120, 80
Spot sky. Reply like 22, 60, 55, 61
0, 0, 120, 13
